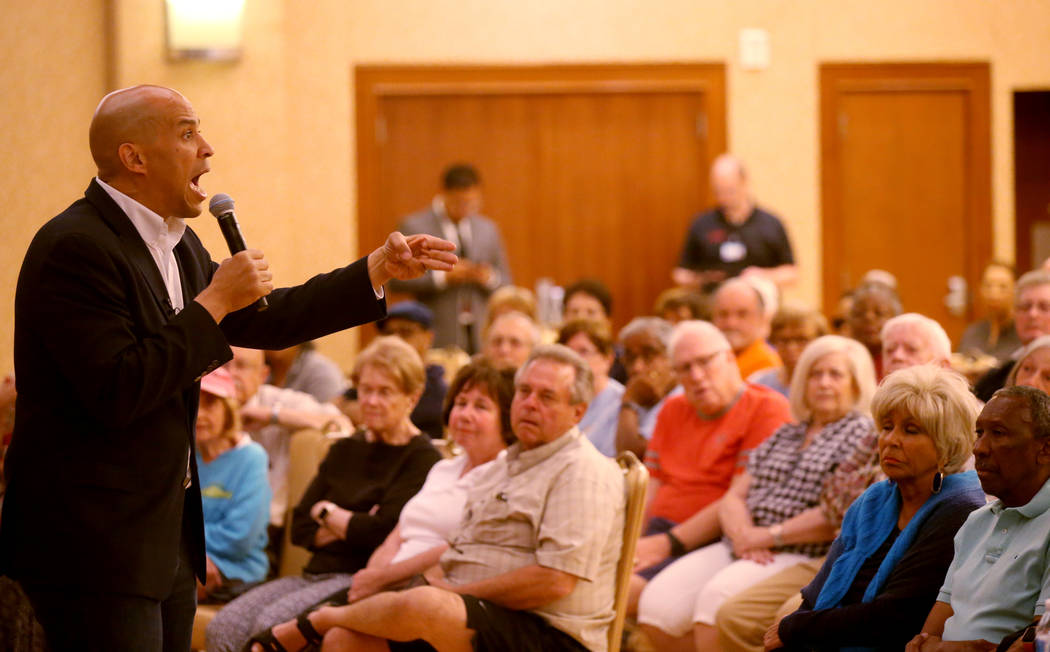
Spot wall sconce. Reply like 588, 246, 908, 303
165, 0, 245, 61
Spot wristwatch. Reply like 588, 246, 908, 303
769, 524, 785, 547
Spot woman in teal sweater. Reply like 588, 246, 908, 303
196, 367, 271, 600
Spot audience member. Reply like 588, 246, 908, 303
1007, 334, 1050, 393
248, 345, 624, 652
247, 358, 515, 650
207, 337, 441, 652
615, 317, 681, 458
390, 163, 512, 354
959, 261, 1019, 362
712, 278, 783, 379
372, 301, 448, 439
562, 278, 628, 383
906, 386, 1050, 651
563, 278, 613, 323
484, 285, 539, 326
848, 282, 902, 379
628, 321, 790, 613
750, 306, 829, 397
195, 368, 271, 602
717, 314, 951, 651
265, 342, 348, 403
974, 269, 1050, 402
654, 287, 708, 324
227, 347, 351, 528
482, 310, 541, 370
558, 318, 624, 457
882, 313, 953, 376
672, 154, 796, 292
638, 335, 876, 651
763, 366, 984, 651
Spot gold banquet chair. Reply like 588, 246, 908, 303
609, 451, 649, 652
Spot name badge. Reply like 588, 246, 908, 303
720, 240, 747, 263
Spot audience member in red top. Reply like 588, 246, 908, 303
625, 320, 792, 615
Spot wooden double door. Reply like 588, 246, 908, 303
355, 64, 727, 331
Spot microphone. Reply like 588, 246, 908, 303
209, 193, 268, 311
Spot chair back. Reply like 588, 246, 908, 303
608, 451, 649, 652
278, 428, 338, 578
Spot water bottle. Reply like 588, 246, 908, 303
1035, 598, 1050, 651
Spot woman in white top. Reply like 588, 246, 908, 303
249, 358, 516, 652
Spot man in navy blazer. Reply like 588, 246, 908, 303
390, 164, 511, 354
0, 85, 455, 651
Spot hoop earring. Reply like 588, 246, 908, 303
932, 470, 943, 494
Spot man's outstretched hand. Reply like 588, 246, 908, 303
368, 232, 458, 291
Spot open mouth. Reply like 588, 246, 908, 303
190, 170, 208, 200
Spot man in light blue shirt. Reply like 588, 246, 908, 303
907, 386, 1050, 651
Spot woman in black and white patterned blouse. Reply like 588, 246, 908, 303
638, 335, 878, 651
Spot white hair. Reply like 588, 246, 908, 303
668, 320, 731, 358
881, 313, 951, 361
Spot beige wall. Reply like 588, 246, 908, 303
2, 0, 1050, 374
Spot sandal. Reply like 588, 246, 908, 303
244, 613, 324, 652
244, 629, 288, 652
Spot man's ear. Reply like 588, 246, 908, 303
118, 142, 146, 174
1037, 437, 1050, 465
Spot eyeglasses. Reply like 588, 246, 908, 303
674, 349, 728, 375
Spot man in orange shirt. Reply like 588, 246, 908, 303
625, 320, 791, 614
712, 278, 782, 378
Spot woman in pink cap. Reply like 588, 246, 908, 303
196, 367, 271, 602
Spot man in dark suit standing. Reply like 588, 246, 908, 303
390, 164, 511, 354
0, 85, 455, 652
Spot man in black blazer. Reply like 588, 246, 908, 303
0, 85, 455, 651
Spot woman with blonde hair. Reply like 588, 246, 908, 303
638, 335, 878, 651
764, 365, 985, 651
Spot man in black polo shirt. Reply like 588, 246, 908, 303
672, 154, 796, 293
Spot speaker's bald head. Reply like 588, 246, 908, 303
88, 85, 186, 179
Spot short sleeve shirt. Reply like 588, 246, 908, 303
441, 428, 625, 652
678, 206, 794, 279
644, 384, 791, 523
939, 477, 1050, 643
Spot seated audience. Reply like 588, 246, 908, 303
558, 318, 624, 457
848, 282, 902, 379
716, 315, 951, 651
638, 335, 877, 651
882, 313, 953, 376
227, 347, 352, 529
615, 317, 682, 458
195, 368, 271, 602
654, 286, 708, 324
906, 387, 1050, 651
750, 306, 829, 397
265, 342, 349, 403
248, 345, 625, 652
629, 321, 791, 612
482, 310, 541, 370
761, 365, 985, 651
207, 337, 441, 652
960, 261, 1020, 363
975, 269, 1050, 401
373, 301, 448, 439
248, 358, 515, 650
712, 278, 782, 378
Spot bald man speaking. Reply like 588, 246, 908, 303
0, 85, 455, 651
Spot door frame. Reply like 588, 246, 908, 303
819, 62, 992, 316
354, 62, 727, 258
